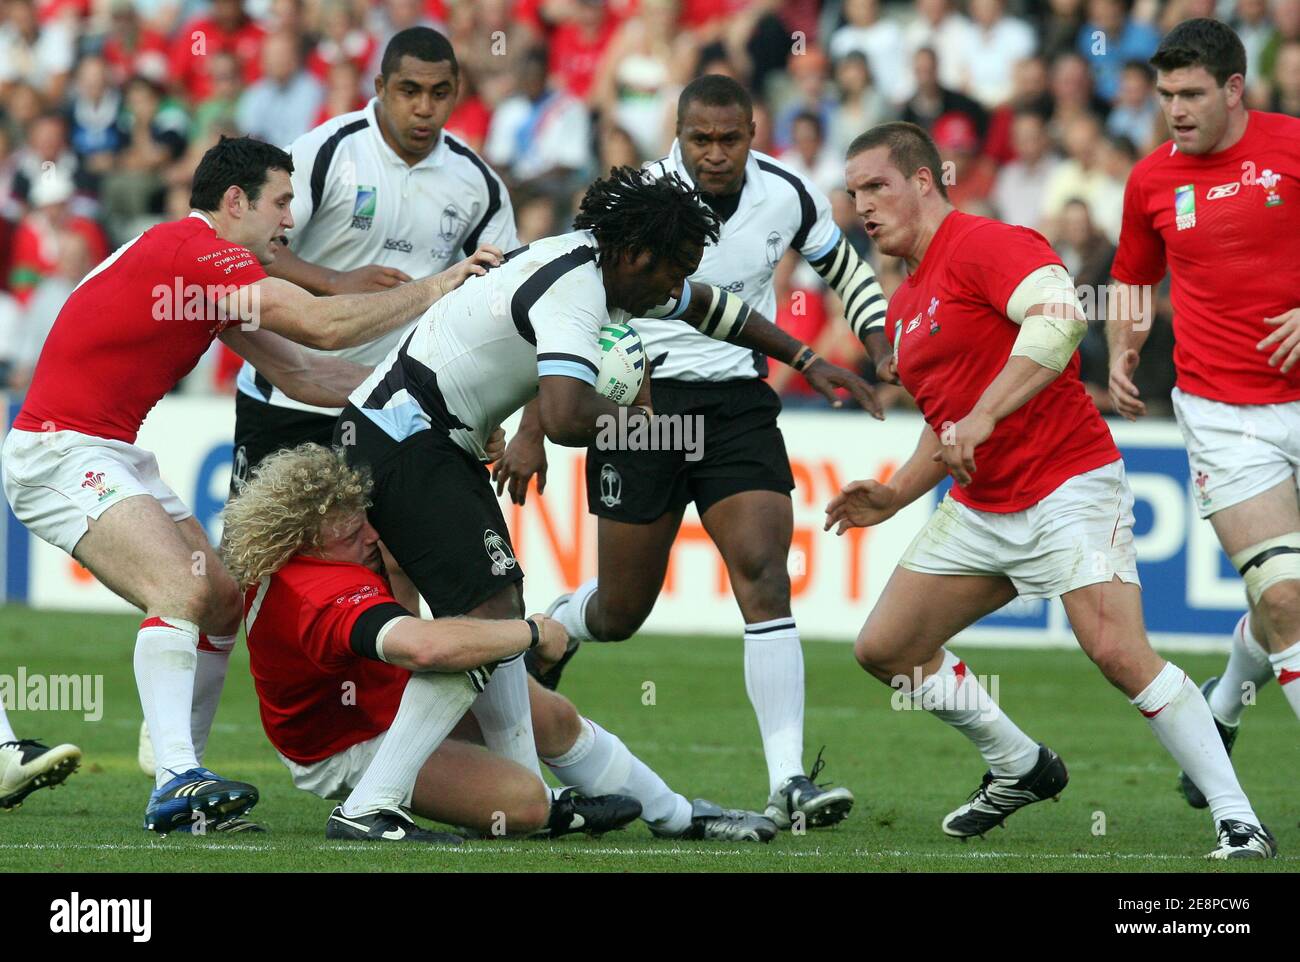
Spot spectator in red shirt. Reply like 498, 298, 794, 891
8, 172, 107, 305
307, 0, 377, 83
168, 0, 267, 102
100, 0, 170, 86
549, 0, 620, 101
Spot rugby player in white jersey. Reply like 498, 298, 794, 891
132, 26, 522, 795
0, 135, 498, 831
1105, 19, 1300, 808
499, 76, 890, 828
335, 167, 877, 835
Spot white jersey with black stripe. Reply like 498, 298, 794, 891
347, 231, 627, 461
236, 97, 518, 413
634, 143, 840, 382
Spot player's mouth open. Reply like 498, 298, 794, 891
864, 221, 882, 237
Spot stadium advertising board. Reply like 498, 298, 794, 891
1, 395, 1245, 649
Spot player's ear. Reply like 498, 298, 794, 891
373, 73, 384, 99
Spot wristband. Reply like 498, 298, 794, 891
792, 346, 818, 372
525, 618, 540, 649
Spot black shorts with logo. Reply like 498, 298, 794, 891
230, 391, 338, 497
337, 404, 523, 617
585, 377, 795, 525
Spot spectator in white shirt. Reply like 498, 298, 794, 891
965, 0, 1038, 107
1106, 60, 1159, 153
828, 0, 910, 105
0, 0, 75, 100
782, 111, 843, 198
901, 0, 977, 100
237, 32, 325, 147
827, 51, 893, 159
486, 47, 592, 189
991, 109, 1060, 230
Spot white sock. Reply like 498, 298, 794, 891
192, 632, 236, 763
342, 670, 477, 816
542, 717, 692, 833
470, 655, 542, 779
1134, 661, 1257, 825
743, 617, 805, 792
135, 616, 201, 787
554, 578, 597, 642
1208, 614, 1272, 725
0, 701, 16, 743
911, 649, 1040, 776
1268, 639, 1300, 722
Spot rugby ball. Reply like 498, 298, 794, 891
597, 322, 645, 405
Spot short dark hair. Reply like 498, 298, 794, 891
573, 166, 721, 272
846, 121, 948, 200
1150, 18, 1246, 86
792, 110, 824, 139
190, 136, 293, 211
1121, 59, 1155, 81
678, 74, 753, 125
380, 26, 458, 80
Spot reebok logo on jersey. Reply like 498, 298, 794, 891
904, 314, 921, 335
1206, 182, 1240, 200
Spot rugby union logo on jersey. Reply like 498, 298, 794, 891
484, 529, 517, 575
1206, 182, 1240, 200
352, 185, 377, 230
765, 231, 782, 268
1258, 169, 1284, 207
1174, 183, 1196, 230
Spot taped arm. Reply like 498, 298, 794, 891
1005, 263, 1088, 373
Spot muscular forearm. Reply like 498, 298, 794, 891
1105, 282, 1154, 362
891, 425, 949, 508
310, 276, 441, 350
387, 617, 534, 673
864, 330, 892, 370
266, 241, 338, 296
970, 355, 1063, 424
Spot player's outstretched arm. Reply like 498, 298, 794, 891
1105, 281, 1155, 421
220, 327, 371, 407
655, 280, 883, 418
266, 240, 412, 295
380, 614, 568, 673
222, 246, 502, 351
824, 424, 946, 534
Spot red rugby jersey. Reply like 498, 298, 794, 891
244, 555, 409, 766
888, 211, 1119, 512
13, 213, 266, 443
1112, 112, 1300, 405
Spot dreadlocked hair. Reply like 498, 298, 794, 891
573, 165, 720, 272
221, 443, 372, 588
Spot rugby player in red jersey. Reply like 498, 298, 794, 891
1106, 19, 1300, 808
224, 443, 777, 842
0, 136, 498, 833
828, 121, 1275, 858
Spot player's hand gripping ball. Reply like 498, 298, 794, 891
597, 323, 644, 405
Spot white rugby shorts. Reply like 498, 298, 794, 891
1172, 387, 1300, 519
1, 427, 191, 554
900, 460, 1140, 600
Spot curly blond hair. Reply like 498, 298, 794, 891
221, 443, 372, 587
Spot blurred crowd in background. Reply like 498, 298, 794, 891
1, 0, 1295, 414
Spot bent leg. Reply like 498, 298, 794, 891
410, 738, 549, 836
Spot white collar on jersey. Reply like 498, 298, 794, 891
665, 139, 768, 208
187, 210, 216, 229
365, 97, 449, 171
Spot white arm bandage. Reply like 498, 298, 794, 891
1005, 264, 1088, 373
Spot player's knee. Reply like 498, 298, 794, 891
1257, 579, 1300, 638
1084, 634, 1144, 688
206, 572, 243, 634
590, 604, 645, 642
733, 555, 791, 613
512, 779, 552, 835
853, 632, 894, 681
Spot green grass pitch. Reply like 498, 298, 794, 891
0, 606, 1295, 873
